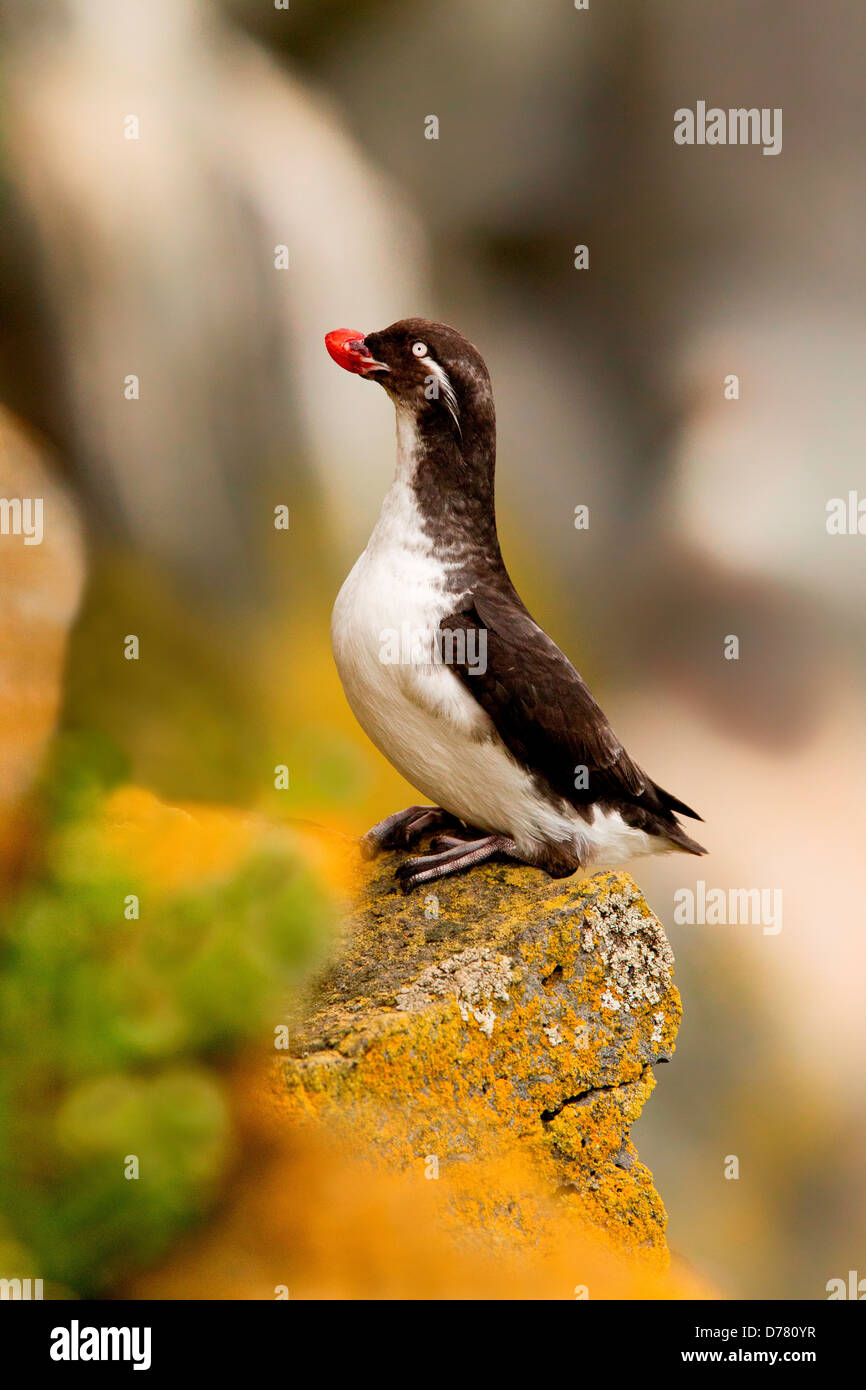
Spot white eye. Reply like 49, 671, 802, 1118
412, 341, 428, 357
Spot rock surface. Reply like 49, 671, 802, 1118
0, 409, 85, 873
279, 856, 682, 1257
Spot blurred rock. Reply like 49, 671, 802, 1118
0, 0, 428, 591
128, 1057, 712, 1300
0, 410, 85, 872
280, 859, 681, 1257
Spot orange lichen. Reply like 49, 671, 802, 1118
276, 860, 683, 1267
129, 1060, 712, 1301
100, 784, 354, 900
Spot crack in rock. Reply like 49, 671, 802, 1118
540, 1066, 650, 1125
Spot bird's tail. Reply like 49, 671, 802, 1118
664, 820, 708, 856
653, 781, 704, 821
650, 780, 707, 855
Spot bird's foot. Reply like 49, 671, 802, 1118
395, 834, 522, 893
395, 834, 583, 892
360, 805, 461, 860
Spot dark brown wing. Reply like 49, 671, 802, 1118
442, 589, 705, 847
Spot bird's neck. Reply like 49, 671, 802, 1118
391, 401, 501, 561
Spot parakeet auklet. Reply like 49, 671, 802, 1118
326, 319, 706, 892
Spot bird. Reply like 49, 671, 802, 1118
325, 318, 706, 892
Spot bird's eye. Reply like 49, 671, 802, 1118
411, 341, 428, 357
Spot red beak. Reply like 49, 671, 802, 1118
325, 328, 389, 376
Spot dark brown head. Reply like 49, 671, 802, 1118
325, 318, 494, 447
325, 318, 499, 550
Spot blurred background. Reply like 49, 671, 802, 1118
0, 0, 864, 1298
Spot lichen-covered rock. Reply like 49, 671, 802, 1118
278, 857, 681, 1260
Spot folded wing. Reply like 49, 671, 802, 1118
442, 588, 705, 852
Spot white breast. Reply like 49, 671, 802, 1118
331, 411, 666, 867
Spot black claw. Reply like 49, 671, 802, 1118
394, 857, 424, 882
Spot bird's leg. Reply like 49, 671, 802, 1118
395, 835, 581, 892
360, 805, 461, 860
394, 834, 519, 891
